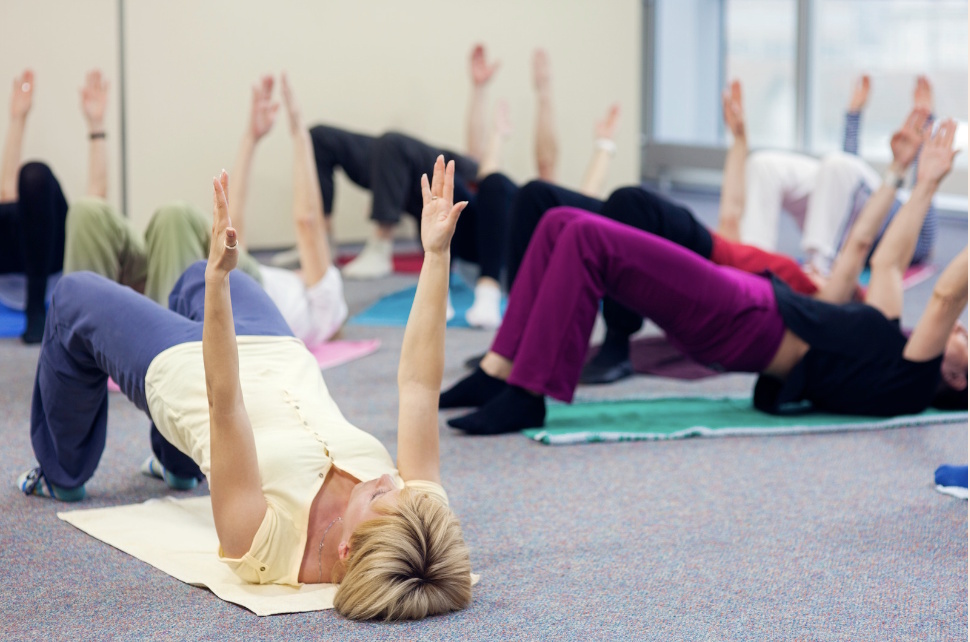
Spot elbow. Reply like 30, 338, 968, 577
930, 287, 969, 312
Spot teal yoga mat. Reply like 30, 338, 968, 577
522, 396, 968, 445
350, 279, 506, 328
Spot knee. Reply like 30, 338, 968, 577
309, 124, 342, 150
66, 197, 114, 235
518, 180, 557, 206
147, 202, 207, 240
818, 151, 867, 176
17, 161, 55, 196
51, 271, 104, 314
537, 206, 586, 237
603, 186, 647, 212
478, 172, 516, 198
745, 150, 787, 174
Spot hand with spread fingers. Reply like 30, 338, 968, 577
207, 170, 239, 281
469, 44, 500, 87
249, 75, 279, 142
80, 69, 109, 133
595, 103, 621, 141
916, 119, 958, 187
913, 75, 934, 114
419, 156, 467, 256
889, 108, 931, 172
722, 80, 745, 140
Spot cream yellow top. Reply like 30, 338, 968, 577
144, 335, 448, 586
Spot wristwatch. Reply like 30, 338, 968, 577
882, 168, 904, 188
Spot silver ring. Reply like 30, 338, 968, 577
225, 242, 238, 250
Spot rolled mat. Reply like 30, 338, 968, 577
523, 396, 968, 445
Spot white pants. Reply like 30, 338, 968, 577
257, 264, 348, 347
741, 150, 880, 270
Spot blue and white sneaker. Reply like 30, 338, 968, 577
934, 464, 968, 500
17, 467, 86, 502
140, 455, 199, 491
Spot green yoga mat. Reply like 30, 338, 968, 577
522, 396, 968, 445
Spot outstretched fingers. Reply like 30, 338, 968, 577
420, 172, 432, 209
430, 154, 445, 200
443, 160, 455, 206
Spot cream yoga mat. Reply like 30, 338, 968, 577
59, 496, 336, 616
59, 496, 480, 616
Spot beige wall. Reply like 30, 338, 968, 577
2, 1, 642, 249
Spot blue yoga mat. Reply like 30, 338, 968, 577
350, 279, 506, 328
0, 302, 25, 338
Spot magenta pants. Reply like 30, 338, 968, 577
491, 208, 787, 402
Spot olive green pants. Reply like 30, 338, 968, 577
63, 197, 263, 306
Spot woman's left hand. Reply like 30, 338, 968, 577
206, 170, 239, 281
420, 156, 467, 256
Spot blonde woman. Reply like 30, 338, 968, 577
18, 157, 472, 620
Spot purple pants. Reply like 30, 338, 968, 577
491, 208, 786, 402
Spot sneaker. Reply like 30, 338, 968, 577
17, 467, 86, 502
140, 455, 199, 491
465, 282, 503, 329
934, 464, 968, 499
341, 237, 393, 279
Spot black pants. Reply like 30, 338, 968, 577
0, 162, 68, 322
507, 181, 713, 340
309, 125, 478, 224
451, 173, 517, 282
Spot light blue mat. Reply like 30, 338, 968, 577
350, 279, 506, 328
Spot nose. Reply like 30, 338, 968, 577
380, 473, 393, 487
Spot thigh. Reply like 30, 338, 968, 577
310, 124, 376, 189
601, 186, 712, 257
0, 202, 24, 273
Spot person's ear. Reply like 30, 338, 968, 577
338, 541, 351, 562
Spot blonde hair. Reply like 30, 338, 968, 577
333, 488, 472, 620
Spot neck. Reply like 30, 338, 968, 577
299, 467, 357, 583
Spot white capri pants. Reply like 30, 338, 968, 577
257, 264, 348, 347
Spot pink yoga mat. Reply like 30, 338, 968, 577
106, 339, 381, 392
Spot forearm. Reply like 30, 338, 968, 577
398, 251, 449, 390
229, 133, 257, 246
534, 92, 557, 182
579, 144, 614, 198
716, 138, 747, 241
869, 180, 936, 273
466, 86, 487, 162
86, 123, 108, 198
476, 128, 505, 179
932, 246, 968, 303
0, 116, 26, 201
202, 277, 243, 411
291, 128, 331, 284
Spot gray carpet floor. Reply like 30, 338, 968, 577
2, 191, 966, 641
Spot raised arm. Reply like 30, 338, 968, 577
204, 171, 267, 557
1, 69, 33, 202
716, 80, 747, 242
229, 75, 278, 247
904, 246, 968, 363
475, 99, 512, 179
865, 119, 956, 318
817, 108, 929, 305
280, 72, 332, 286
466, 44, 499, 163
579, 103, 620, 198
396, 157, 466, 483
80, 70, 109, 198
532, 49, 558, 182
843, 74, 869, 155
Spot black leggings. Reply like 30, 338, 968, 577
506, 181, 713, 340
451, 173, 517, 282
0, 162, 68, 321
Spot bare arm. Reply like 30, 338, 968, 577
80, 70, 109, 198
532, 49, 558, 182
579, 103, 620, 198
717, 81, 746, 242
280, 72, 331, 286
843, 74, 869, 155
817, 108, 930, 305
229, 76, 278, 247
397, 157, 466, 483
904, 246, 968, 362
475, 99, 511, 179
1, 70, 33, 202
204, 171, 267, 558
866, 118, 956, 318
466, 44, 499, 162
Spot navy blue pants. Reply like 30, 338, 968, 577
30, 261, 292, 489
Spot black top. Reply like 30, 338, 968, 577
754, 276, 942, 417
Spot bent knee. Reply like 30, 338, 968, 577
67, 197, 116, 233
18, 161, 55, 192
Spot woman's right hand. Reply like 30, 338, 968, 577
206, 170, 239, 282
248, 75, 278, 142
847, 74, 870, 113
420, 156, 467, 256
916, 119, 958, 187
10, 69, 33, 121
721, 80, 745, 140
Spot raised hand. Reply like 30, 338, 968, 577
721, 80, 745, 140
249, 75, 279, 142
532, 49, 551, 94
889, 107, 931, 171
80, 69, 109, 133
279, 72, 304, 135
10, 69, 34, 121
419, 156, 467, 256
848, 74, 870, 113
913, 75, 934, 113
595, 103, 621, 141
916, 119, 958, 187
469, 44, 500, 87
207, 170, 239, 281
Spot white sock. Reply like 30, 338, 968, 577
342, 236, 393, 279
465, 282, 502, 329
446, 292, 455, 322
